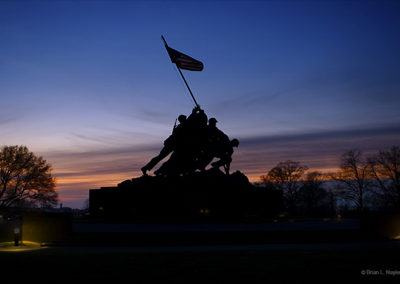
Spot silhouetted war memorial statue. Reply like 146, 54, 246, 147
142, 106, 239, 177
89, 37, 282, 219
89, 106, 281, 220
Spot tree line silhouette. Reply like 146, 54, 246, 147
260, 146, 400, 217
1, 144, 399, 219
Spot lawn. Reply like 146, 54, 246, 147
1, 244, 399, 283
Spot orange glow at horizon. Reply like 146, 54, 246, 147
54, 171, 142, 203
54, 165, 341, 204
245, 167, 340, 183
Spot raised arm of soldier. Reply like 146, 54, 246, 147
187, 106, 208, 129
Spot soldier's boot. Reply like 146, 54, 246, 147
141, 166, 148, 176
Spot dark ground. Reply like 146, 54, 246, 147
1, 217, 399, 283
1, 241, 399, 283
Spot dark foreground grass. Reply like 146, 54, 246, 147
0, 245, 399, 283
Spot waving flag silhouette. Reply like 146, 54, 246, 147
165, 45, 204, 71
162, 36, 203, 107
162, 36, 203, 71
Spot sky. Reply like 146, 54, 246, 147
1, 0, 400, 208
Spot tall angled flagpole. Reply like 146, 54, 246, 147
176, 64, 199, 108
162, 36, 200, 108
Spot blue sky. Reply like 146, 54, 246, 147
1, 0, 400, 207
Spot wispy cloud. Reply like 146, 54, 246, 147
232, 124, 400, 180
130, 109, 175, 125
0, 112, 19, 126
43, 143, 161, 207
44, 123, 400, 207
240, 124, 400, 146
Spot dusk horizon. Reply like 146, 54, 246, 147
1, 0, 400, 208
46, 123, 399, 208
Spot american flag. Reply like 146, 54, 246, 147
165, 45, 203, 71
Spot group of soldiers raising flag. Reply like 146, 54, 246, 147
141, 36, 239, 176
141, 106, 239, 176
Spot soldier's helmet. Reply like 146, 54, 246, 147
209, 118, 218, 125
178, 115, 187, 123
231, 138, 239, 147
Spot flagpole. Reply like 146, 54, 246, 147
162, 35, 200, 108
176, 65, 200, 108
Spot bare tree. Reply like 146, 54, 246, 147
331, 150, 371, 212
0, 145, 57, 209
261, 160, 308, 214
368, 146, 400, 210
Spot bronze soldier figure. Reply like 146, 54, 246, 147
211, 138, 239, 174
142, 107, 239, 176
141, 114, 187, 175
